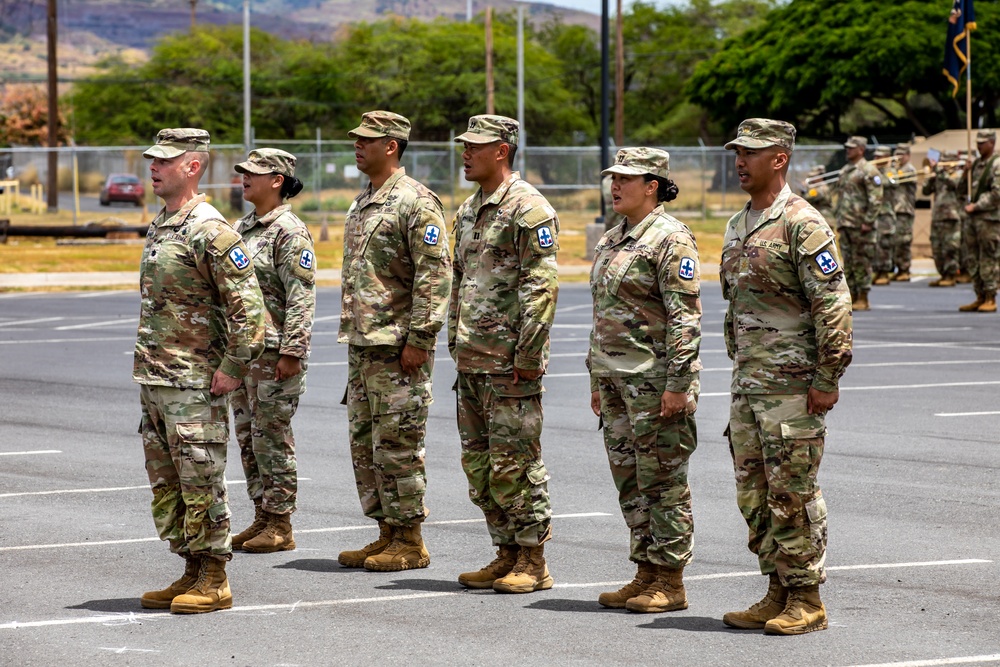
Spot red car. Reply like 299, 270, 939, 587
99, 173, 145, 206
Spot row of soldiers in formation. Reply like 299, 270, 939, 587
800, 130, 1000, 312
131, 113, 848, 638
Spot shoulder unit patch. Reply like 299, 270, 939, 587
815, 249, 839, 275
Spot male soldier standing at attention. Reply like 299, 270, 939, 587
337, 111, 452, 572
721, 118, 853, 635
135, 128, 265, 614
871, 145, 897, 286
923, 150, 965, 287
834, 136, 883, 310
960, 129, 1000, 312
890, 144, 917, 281
450, 115, 559, 594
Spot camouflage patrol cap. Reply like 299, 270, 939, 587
976, 129, 996, 143
142, 128, 211, 159
348, 111, 411, 141
844, 136, 868, 149
601, 147, 670, 179
724, 118, 795, 151
873, 145, 892, 157
894, 143, 911, 155
234, 148, 297, 177
455, 115, 519, 145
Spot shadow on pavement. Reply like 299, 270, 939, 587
526, 598, 613, 613
635, 615, 739, 633
374, 578, 463, 593
66, 598, 147, 613
274, 558, 347, 573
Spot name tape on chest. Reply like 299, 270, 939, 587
423, 224, 441, 246
299, 249, 314, 270
536, 225, 554, 249
816, 249, 839, 275
678, 256, 696, 281
229, 246, 250, 270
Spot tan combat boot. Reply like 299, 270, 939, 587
364, 523, 430, 572
977, 294, 997, 312
956, 272, 973, 284
625, 565, 688, 613
598, 561, 658, 609
458, 545, 520, 589
493, 545, 554, 593
892, 271, 911, 282
872, 272, 891, 285
929, 276, 955, 287
764, 584, 828, 635
853, 290, 870, 311
960, 295, 985, 311
242, 511, 296, 553
140, 555, 200, 609
722, 573, 787, 629
338, 521, 392, 568
170, 557, 233, 614
231, 500, 266, 550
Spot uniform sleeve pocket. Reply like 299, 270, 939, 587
526, 460, 550, 485
175, 421, 228, 444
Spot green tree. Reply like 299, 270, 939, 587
686, 0, 1000, 141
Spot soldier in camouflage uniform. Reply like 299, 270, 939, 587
922, 150, 965, 287
890, 144, 917, 281
587, 148, 701, 614
801, 166, 834, 223
135, 128, 266, 614
450, 115, 559, 594
721, 119, 853, 635
871, 145, 897, 286
337, 111, 452, 572
229, 149, 315, 554
834, 135, 883, 311
960, 130, 1000, 313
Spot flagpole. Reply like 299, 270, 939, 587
966, 24, 973, 199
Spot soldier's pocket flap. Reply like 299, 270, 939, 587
806, 496, 827, 523
779, 422, 827, 440
175, 421, 228, 445
490, 375, 542, 398
374, 384, 426, 415
526, 461, 550, 486
397, 475, 426, 497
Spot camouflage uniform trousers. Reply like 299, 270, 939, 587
231, 349, 304, 515
456, 372, 552, 547
139, 384, 232, 561
873, 213, 897, 274
727, 392, 827, 588
346, 344, 432, 527
967, 215, 1000, 295
892, 212, 914, 273
837, 226, 877, 295
597, 376, 697, 569
930, 218, 961, 278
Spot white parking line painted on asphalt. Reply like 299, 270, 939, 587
54, 317, 139, 331
76, 290, 134, 298
695, 380, 1000, 398
0, 336, 135, 345
935, 411, 1000, 417
297, 512, 613, 534
0, 478, 319, 499
0, 450, 61, 457
843, 654, 1000, 667
0, 558, 989, 631
555, 304, 593, 314
311, 314, 341, 323
306, 361, 348, 367
0, 317, 64, 328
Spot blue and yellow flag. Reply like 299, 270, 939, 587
944, 0, 977, 97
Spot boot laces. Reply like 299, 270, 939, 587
509, 549, 532, 574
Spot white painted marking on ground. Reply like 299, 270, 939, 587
76, 290, 133, 298
299, 512, 612, 534
1, 558, 988, 631
556, 304, 592, 314
0, 450, 61, 457
700, 359, 1000, 373
0, 477, 313, 499
98, 647, 160, 654
935, 411, 1000, 417
698, 380, 1000, 399
549, 352, 586, 358
0, 316, 64, 328
311, 314, 341, 323
0, 537, 161, 552
551, 324, 593, 329
54, 317, 138, 331
305, 361, 348, 367
0, 336, 135, 345
843, 654, 1000, 667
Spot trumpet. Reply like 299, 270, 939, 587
803, 155, 897, 187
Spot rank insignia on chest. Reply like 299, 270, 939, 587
536, 226, 554, 248
423, 224, 441, 245
299, 249, 314, 270
229, 246, 250, 270
678, 256, 696, 280
816, 250, 839, 275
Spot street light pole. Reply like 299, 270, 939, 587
600, 0, 610, 223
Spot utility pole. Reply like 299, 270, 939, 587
467, 0, 472, 21
46, 0, 58, 212
516, 3, 525, 175
190, 0, 197, 31
600, 0, 610, 224
485, 6, 494, 114
614, 0, 624, 147
243, 0, 251, 155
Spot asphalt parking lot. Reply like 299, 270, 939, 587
1, 280, 998, 666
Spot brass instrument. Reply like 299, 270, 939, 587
803, 155, 896, 187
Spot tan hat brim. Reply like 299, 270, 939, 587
348, 125, 387, 139
601, 164, 649, 177
455, 131, 501, 144
142, 145, 187, 159
724, 137, 775, 150
234, 161, 273, 175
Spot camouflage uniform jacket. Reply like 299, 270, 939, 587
720, 185, 853, 395
587, 206, 702, 394
802, 182, 834, 223
834, 158, 883, 229
966, 155, 1000, 222
134, 194, 266, 388
878, 164, 897, 216
449, 172, 559, 374
893, 162, 917, 216
922, 168, 965, 222
236, 204, 316, 358
338, 168, 452, 351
